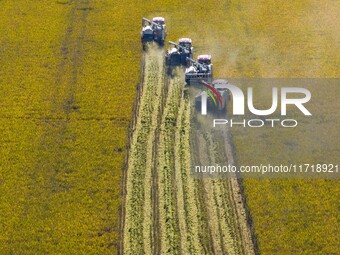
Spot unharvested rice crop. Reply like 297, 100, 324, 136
0, 0, 140, 253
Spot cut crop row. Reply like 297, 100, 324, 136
174, 92, 206, 254
157, 73, 183, 254
123, 47, 165, 255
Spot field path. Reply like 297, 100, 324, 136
123, 46, 256, 254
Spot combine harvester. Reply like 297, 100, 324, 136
185, 55, 213, 85
195, 79, 230, 112
165, 38, 193, 66
141, 17, 166, 47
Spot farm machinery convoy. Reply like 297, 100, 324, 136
141, 17, 228, 112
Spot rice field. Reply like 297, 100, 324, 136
0, 0, 338, 254
0, 0, 138, 253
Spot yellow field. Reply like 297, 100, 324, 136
0, 0, 338, 254
0, 1, 135, 253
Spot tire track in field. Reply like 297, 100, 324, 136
19, 0, 93, 251
54, 0, 90, 114
36, 0, 91, 163
26, 0, 91, 223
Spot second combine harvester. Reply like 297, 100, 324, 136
165, 38, 193, 66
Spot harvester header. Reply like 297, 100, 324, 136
142, 17, 163, 29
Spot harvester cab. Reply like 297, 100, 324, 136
178, 38, 193, 57
141, 17, 166, 46
152, 17, 166, 44
165, 38, 193, 66
197, 54, 211, 65
195, 79, 230, 112
185, 55, 213, 85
